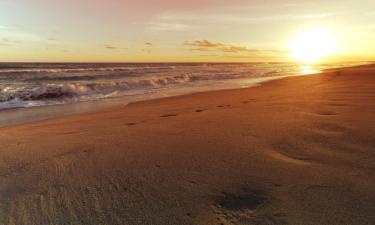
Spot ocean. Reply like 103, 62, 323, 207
0, 62, 364, 126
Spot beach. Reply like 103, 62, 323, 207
0, 64, 374, 224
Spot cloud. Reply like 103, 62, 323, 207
185, 40, 219, 48
1, 27, 42, 42
198, 54, 219, 57
159, 11, 332, 25
139, 22, 191, 31
219, 45, 256, 53
365, 11, 375, 17
51, 28, 61, 33
184, 39, 288, 57
142, 42, 154, 53
297, 13, 330, 19
142, 49, 152, 53
184, 39, 258, 53
0, 38, 22, 46
104, 44, 127, 50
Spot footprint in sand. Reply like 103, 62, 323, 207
161, 113, 178, 118
216, 104, 231, 108
326, 103, 347, 107
243, 99, 257, 104
125, 122, 138, 126
315, 110, 338, 116
329, 98, 347, 101
267, 150, 312, 165
195, 108, 206, 112
213, 189, 283, 224
216, 190, 267, 211
311, 122, 348, 133
125, 120, 147, 126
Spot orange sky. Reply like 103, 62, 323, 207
1, 0, 375, 62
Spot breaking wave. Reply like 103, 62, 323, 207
0, 62, 354, 110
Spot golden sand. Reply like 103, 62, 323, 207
0, 65, 374, 224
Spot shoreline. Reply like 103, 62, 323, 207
1, 62, 370, 128
0, 74, 289, 128
0, 64, 374, 224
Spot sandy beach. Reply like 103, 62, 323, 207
0, 64, 374, 225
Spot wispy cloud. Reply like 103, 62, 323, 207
0, 43, 11, 46
51, 28, 61, 33
142, 42, 154, 53
1, 25, 42, 43
104, 44, 127, 50
365, 11, 375, 16
142, 49, 152, 53
198, 54, 219, 57
159, 11, 332, 25
184, 39, 286, 54
0, 37, 23, 47
297, 13, 331, 19
185, 39, 250, 53
139, 22, 191, 31
185, 40, 219, 48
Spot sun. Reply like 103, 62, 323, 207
291, 29, 336, 63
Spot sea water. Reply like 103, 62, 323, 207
0, 62, 365, 126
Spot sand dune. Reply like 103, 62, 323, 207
0, 65, 374, 225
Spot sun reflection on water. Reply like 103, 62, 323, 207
301, 65, 320, 75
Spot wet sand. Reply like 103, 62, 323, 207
0, 65, 374, 225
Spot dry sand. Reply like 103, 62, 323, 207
0, 65, 374, 225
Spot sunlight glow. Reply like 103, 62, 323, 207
301, 65, 319, 75
291, 29, 337, 63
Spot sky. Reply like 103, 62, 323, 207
0, 0, 375, 62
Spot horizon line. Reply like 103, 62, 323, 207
0, 60, 372, 64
